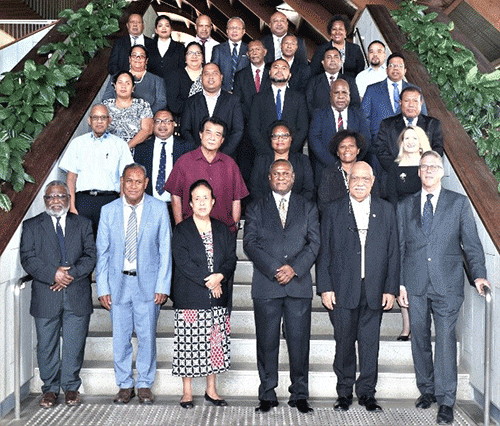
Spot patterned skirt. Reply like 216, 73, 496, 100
172, 306, 231, 377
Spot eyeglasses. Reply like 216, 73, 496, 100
419, 164, 443, 172
44, 194, 69, 201
90, 115, 109, 122
350, 176, 372, 183
186, 51, 202, 57
227, 26, 244, 31
154, 119, 175, 124
130, 54, 146, 60
388, 63, 405, 69
271, 133, 291, 140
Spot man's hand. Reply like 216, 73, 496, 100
474, 278, 491, 296
155, 293, 168, 305
382, 293, 395, 310
52, 266, 74, 291
275, 265, 295, 285
397, 286, 409, 308
321, 291, 336, 310
98, 294, 112, 310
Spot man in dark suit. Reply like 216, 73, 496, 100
281, 34, 311, 93
376, 86, 443, 171
317, 161, 399, 412
20, 181, 96, 408
308, 79, 370, 185
305, 47, 360, 115
249, 59, 309, 155
108, 13, 154, 76
260, 11, 308, 65
397, 151, 490, 425
211, 17, 249, 92
244, 159, 320, 414
180, 63, 244, 157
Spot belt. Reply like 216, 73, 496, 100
79, 190, 118, 196
122, 270, 137, 276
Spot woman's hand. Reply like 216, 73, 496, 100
205, 273, 224, 298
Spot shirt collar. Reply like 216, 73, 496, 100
203, 88, 221, 98
91, 131, 109, 140
194, 146, 223, 163
123, 195, 145, 208
273, 190, 291, 205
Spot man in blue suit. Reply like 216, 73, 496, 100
397, 151, 490, 425
211, 17, 249, 92
96, 163, 172, 405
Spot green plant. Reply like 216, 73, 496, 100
0, 0, 127, 211
392, 0, 500, 189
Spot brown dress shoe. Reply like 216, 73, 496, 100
113, 388, 135, 404
40, 392, 58, 408
65, 390, 82, 406
137, 388, 154, 404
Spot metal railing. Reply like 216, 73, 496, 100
26, 0, 79, 20
483, 285, 493, 426
0, 20, 55, 41
13, 275, 32, 421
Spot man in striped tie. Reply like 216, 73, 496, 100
96, 163, 172, 405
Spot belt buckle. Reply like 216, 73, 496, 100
89, 190, 98, 196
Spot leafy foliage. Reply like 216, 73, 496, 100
0, 0, 127, 211
392, 0, 500, 190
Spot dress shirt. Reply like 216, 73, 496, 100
332, 108, 348, 129
130, 34, 145, 46
59, 131, 133, 192
251, 63, 266, 80
50, 212, 67, 236
325, 71, 339, 87
123, 195, 145, 271
272, 190, 291, 211
203, 89, 221, 117
157, 38, 171, 56
152, 135, 174, 202
231, 40, 243, 56
387, 79, 403, 112
421, 186, 441, 216
403, 116, 418, 127
271, 85, 287, 115
193, 36, 219, 62
272, 34, 284, 60
350, 194, 371, 279
287, 57, 295, 68
356, 65, 387, 99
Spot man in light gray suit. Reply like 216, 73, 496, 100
97, 163, 172, 405
397, 151, 490, 425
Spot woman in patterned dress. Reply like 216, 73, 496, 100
171, 180, 237, 408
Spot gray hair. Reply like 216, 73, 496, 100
45, 180, 69, 194
122, 163, 147, 177
420, 150, 443, 166
228, 17, 245, 29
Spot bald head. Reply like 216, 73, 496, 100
270, 11, 288, 37
195, 15, 213, 39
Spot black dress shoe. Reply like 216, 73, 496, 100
288, 399, 313, 413
204, 392, 227, 406
334, 396, 353, 411
358, 395, 382, 412
437, 405, 454, 424
180, 400, 194, 409
415, 393, 437, 409
255, 400, 279, 412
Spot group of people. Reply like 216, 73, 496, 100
18, 9, 491, 426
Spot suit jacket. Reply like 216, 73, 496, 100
211, 41, 249, 92
317, 195, 400, 309
249, 152, 314, 201
308, 105, 370, 185
310, 41, 365, 78
376, 113, 444, 172
133, 134, 195, 196
233, 65, 271, 123
288, 60, 311, 93
96, 195, 172, 302
362, 78, 428, 143
397, 188, 486, 297
305, 72, 360, 115
148, 39, 185, 80
249, 87, 309, 155
243, 193, 320, 299
171, 217, 237, 309
261, 33, 308, 65
180, 90, 244, 157
166, 68, 196, 117
108, 35, 155, 76
20, 212, 96, 318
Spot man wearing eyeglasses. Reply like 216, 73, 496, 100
20, 181, 96, 408
317, 161, 399, 413
397, 151, 490, 425
59, 104, 133, 238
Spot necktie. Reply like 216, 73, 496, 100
337, 112, 344, 131
422, 194, 433, 234
56, 217, 67, 264
276, 89, 282, 120
230, 42, 238, 88
255, 69, 261, 93
279, 198, 287, 228
125, 205, 138, 263
408, 118, 415, 126
330, 75, 335, 88
132, 36, 138, 46
393, 82, 400, 113
200, 38, 207, 59
156, 141, 166, 195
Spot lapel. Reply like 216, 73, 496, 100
265, 194, 284, 230
430, 188, 447, 234
213, 91, 227, 117
263, 88, 278, 119
196, 92, 210, 117
189, 217, 209, 269
41, 213, 61, 257
284, 193, 298, 229
320, 74, 329, 92
342, 196, 360, 245
411, 191, 423, 233
365, 197, 380, 248
282, 89, 294, 118
64, 213, 77, 256
138, 195, 151, 243
115, 198, 125, 247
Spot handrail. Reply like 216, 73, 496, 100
13, 274, 32, 421
484, 285, 492, 426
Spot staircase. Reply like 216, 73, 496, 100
0, 0, 42, 20
31, 226, 472, 401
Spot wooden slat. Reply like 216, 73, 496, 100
368, 4, 500, 252
0, 0, 151, 255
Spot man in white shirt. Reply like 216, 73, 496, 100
193, 14, 219, 62
356, 40, 387, 99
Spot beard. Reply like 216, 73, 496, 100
46, 205, 70, 218
270, 76, 289, 84
370, 58, 381, 66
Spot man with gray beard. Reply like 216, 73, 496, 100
20, 181, 96, 408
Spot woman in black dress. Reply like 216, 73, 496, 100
171, 180, 237, 408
